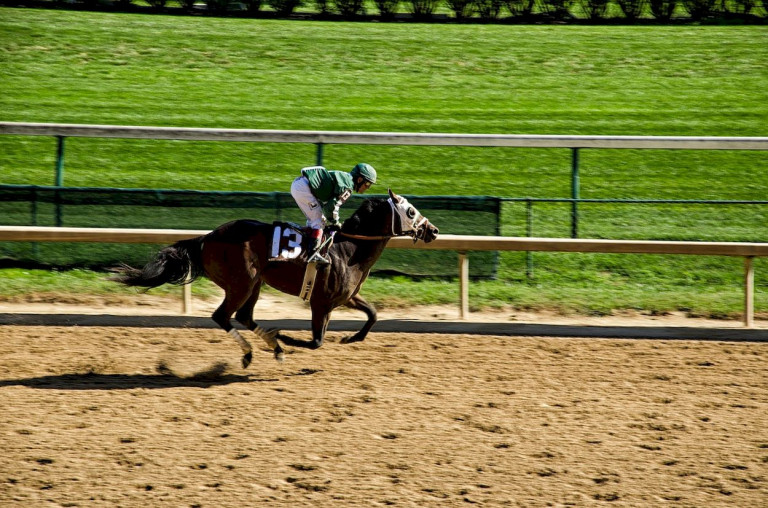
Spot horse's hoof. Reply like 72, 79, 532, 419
340, 336, 351, 344
274, 351, 285, 363
242, 352, 253, 369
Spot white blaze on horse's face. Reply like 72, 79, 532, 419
388, 189, 428, 239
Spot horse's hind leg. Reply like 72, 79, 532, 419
234, 280, 285, 363
212, 288, 257, 369
340, 294, 377, 344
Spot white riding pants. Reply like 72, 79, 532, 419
290, 176, 325, 230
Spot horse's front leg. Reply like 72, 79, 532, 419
340, 294, 377, 344
276, 307, 331, 350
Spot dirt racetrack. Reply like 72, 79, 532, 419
1, 303, 767, 506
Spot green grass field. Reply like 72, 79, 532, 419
1, 8, 767, 317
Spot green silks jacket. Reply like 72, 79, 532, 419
301, 166, 354, 225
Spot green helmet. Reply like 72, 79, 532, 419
351, 163, 377, 185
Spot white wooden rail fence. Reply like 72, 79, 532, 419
0, 226, 765, 327
2, 122, 768, 149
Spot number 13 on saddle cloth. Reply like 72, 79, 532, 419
269, 222, 326, 301
270, 223, 303, 260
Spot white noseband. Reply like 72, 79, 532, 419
388, 197, 427, 237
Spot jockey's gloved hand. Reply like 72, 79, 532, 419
326, 223, 342, 232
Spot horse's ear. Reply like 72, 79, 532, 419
388, 188, 401, 203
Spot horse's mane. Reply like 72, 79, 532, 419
342, 198, 389, 236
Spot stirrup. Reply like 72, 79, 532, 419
306, 232, 334, 265
308, 250, 330, 265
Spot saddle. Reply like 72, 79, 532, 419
268, 222, 334, 302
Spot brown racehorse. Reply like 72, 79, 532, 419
114, 189, 439, 368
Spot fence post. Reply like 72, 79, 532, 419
526, 198, 533, 279
55, 136, 66, 227
571, 147, 580, 238
183, 281, 192, 315
744, 256, 754, 328
458, 251, 469, 319
31, 188, 39, 258
55, 136, 65, 186
315, 142, 324, 166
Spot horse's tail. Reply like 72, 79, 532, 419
113, 236, 206, 289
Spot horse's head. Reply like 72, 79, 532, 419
388, 189, 439, 243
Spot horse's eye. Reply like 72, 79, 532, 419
407, 208, 416, 219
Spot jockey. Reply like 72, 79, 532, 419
290, 162, 377, 261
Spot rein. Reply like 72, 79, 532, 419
338, 232, 398, 241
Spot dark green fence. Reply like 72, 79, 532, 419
501, 197, 768, 278
0, 185, 501, 277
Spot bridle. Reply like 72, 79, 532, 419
338, 198, 429, 242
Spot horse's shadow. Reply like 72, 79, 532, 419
0, 372, 278, 390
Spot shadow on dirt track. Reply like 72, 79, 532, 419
0, 372, 277, 390
1, 313, 766, 341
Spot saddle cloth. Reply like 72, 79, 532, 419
268, 222, 323, 301
269, 221, 306, 261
